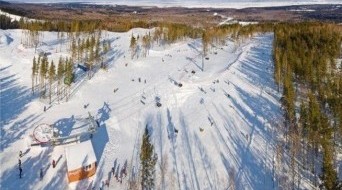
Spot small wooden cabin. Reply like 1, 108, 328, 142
65, 140, 97, 183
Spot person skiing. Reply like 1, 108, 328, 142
18, 159, 21, 167
19, 151, 23, 158
19, 167, 23, 179
40, 168, 43, 180
52, 160, 56, 168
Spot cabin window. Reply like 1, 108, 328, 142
84, 164, 92, 171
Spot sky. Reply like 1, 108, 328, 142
2, 0, 342, 8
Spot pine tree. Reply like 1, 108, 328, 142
320, 115, 338, 190
88, 47, 95, 79
71, 37, 77, 60
36, 55, 40, 85
202, 31, 209, 57
202, 31, 210, 72
77, 38, 82, 61
48, 60, 56, 104
86, 38, 90, 50
64, 57, 73, 101
142, 35, 151, 57
57, 57, 64, 101
130, 35, 137, 59
140, 126, 158, 190
32, 56, 36, 93
40, 56, 48, 97
95, 39, 100, 63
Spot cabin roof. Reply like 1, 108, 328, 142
65, 140, 97, 171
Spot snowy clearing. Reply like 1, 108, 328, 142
1, 28, 287, 190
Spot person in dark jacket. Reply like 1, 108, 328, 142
40, 168, 44, 180
19, 167, 23, 178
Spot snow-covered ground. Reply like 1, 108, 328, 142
3, 0, 342, 8
0, 27, 287, 190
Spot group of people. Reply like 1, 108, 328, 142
18, 150, 45, 180
112, 164, 127, 184
97, 161, 128, 190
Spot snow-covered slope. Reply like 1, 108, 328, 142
0, 10, 36, 22
0, 27, 296, 189
3, 0, 342, 8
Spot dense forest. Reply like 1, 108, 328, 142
1, 12, 341, 189
273, 23, 342, 190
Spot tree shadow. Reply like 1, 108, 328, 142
92, 102, 110, 162
1, 67, 41, 150
186, 56, 202, 71
166, 108, 176, 141
178, 111, 200, 190
1, 114, 40, 150
193, 133, 215, 189
187, 40, 202, 54
106, 49, 124, 69
1, 72, 34, 125
52, 115, 76, 137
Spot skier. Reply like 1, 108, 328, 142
111, 167, 115, 175
19, 167, 23, 179
19, 151, 23, 158
44, 106, 46, 112
52, 160, 56, 168
115, 172, 118, 181
40, 168, 43, 180
18, 159, 21, 167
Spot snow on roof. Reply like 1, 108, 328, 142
65, 140, 97, 171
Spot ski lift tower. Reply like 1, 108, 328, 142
87, 112, 97, 134
50, 112, 98, 146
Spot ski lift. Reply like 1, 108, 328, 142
156, 102, 162, 107
155, 96, 162, 107
77, 64, 89, 72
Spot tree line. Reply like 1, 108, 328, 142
31, 55, 73, 103
273, 22, 342, 190
31, 30, 111, 103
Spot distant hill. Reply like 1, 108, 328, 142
1, 0, 342, 8
0, 1, 11, 5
